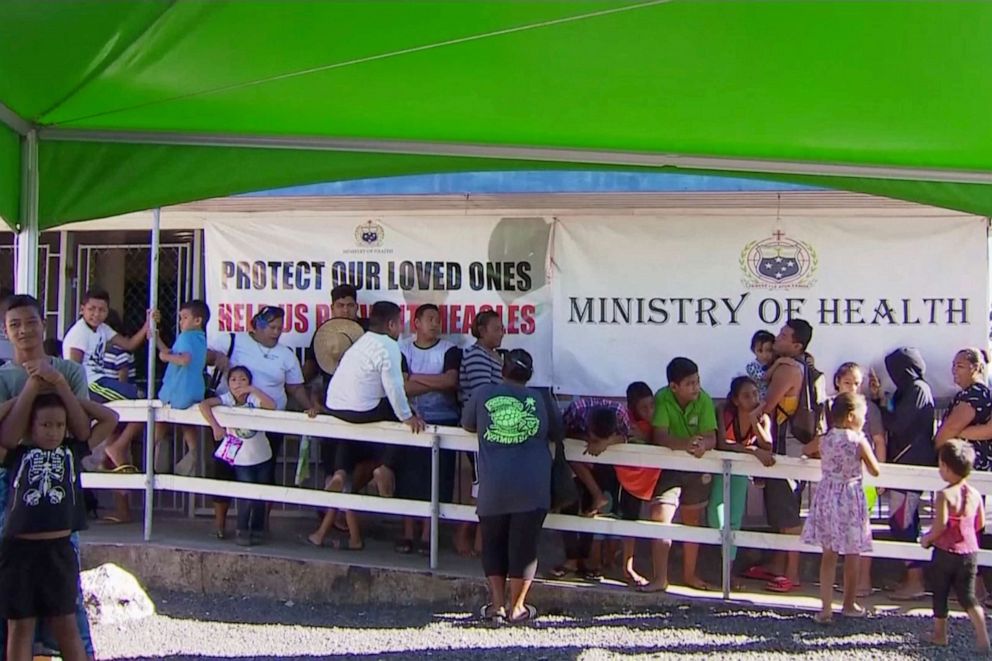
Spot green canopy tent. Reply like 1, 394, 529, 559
5, 0, 992, 546
4, 0, 992, 292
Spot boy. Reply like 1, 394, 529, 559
153, 300, 210, 476
921, 439, 989, 652
396, 304, 461, 554
645, 357, 718, 593
63, 289, 155, 470
616, 381, 659, 587
745, 330, 775, 399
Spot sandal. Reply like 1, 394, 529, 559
415, 540, 430, 556
742, 566, 778, 582
214, 529, 226, 540
549, 565, 576, 579
330, 538, 365, 551
477, 603, 505, 622
765, 576, 801, 593
579, 568, 604, 581
508, 604, 537, 625
394, 539, 414, 554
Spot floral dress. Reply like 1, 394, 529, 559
801, 428, 872, 554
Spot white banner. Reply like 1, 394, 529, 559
553, 214, 989, 397
204, 215, 554, 384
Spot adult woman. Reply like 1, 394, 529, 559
461, 349, 559, 625
208, 306, 318, 537
935, 348, 992, 465
455, 310, 505, 556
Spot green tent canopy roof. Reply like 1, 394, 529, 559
3, 0, 992, 228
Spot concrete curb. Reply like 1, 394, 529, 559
80, 542, 684, 613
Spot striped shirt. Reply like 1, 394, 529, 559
458, 343, 502, 405
98, 345, 136, 382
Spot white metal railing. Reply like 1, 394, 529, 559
86, 400, 992, 599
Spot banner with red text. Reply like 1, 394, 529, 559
204, 215, 553, 384
552, 214, 988, 396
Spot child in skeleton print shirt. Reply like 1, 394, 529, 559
0, 392, 116, 661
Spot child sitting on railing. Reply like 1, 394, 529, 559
199, 366, 276, 547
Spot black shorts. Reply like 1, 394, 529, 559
654, 470, 712, 508
616, 488, 646, 521
0, 536, 79, 620
210, 440, 237, 505
764, 478, 802, 531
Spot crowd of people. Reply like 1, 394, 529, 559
0, 283, 990, 657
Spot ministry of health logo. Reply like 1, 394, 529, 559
740, 230, 818, 289
355, 220, 385, 248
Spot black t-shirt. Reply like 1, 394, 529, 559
4, 441, 87, 537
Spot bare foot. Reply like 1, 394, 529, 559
373, 466, 395, 498
814, 613, 833, 624
685, 577, 715, 591
638, 580, 669, 593
920, 632, 948, 646
454, 529, 476, 557
306, 532, 326, 547
624, 569, 650, 588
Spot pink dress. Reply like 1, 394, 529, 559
801, 428, 873, 554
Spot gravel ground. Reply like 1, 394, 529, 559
88, 589, 985, 660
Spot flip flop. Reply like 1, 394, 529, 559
99, 515, 131, 525
549, 565, 575, 579
394, 539, 414, 554
742, 566, 778, 582
109, 464, 140, 474
625, 574, 650, 589
508, 604, 537, 625
765, 576, 801, 593
637, 582, 669, 593
579, 568, 604, 581
415, 540, 430, 556
890, 591, 928, 602
330, 538, 365, 551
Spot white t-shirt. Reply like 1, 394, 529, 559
326, 332, 412, 421
208, 333, 303, 411
219, 392, 273, 467
62, 318, 117, 385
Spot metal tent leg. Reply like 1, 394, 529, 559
15, 129, 39, 296
143, 208, 161, 541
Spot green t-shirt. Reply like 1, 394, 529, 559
0, 358, 89, 404
652, 386, 717, 438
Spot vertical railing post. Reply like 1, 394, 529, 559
430, 431, 440, 570
143, 208, 161, 542
721, 458, 733, 600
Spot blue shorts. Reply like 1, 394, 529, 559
89, 376, 141, 404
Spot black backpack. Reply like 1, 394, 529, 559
778, 354, 827, 449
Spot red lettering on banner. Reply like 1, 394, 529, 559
520, 305, 536, 335
506, 305, 520, 334
315, 304, 330, 328
293, 304, 309, 333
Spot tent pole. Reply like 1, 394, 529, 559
14, 129, 38, 296
38, 127, 992, 186
143, 207, 161, 542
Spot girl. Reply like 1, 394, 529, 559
921, 439, 989, 652
832, 362, 886, 597
709, 377, 774, 587
801, 391, 880, 623
199, 366, 276, 546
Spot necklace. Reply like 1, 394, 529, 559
251, 334, 277, 359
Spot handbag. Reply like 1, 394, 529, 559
541, 389, 579, 511
213, 433, 243, 466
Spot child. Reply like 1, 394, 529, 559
0, 393, 117, 661
801, 391, 880, 623
709, 376, 775, 586
920, 439, 989, 652
831, 362, 887, 597
199, 366, 276, 546
617, 381, 659, 588
647, 357, 719, 592
745, 330, 775, 399
155, 300, 210, 476
63, 289, 155, 471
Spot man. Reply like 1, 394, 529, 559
303, 284, 364, 484
744, 318, 814, 593
326, 302, 425, 489
0, 295, 96, 660
646, 357, 719, 593
395, 304, 462, 554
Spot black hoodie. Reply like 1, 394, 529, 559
880, 347, 936, 467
